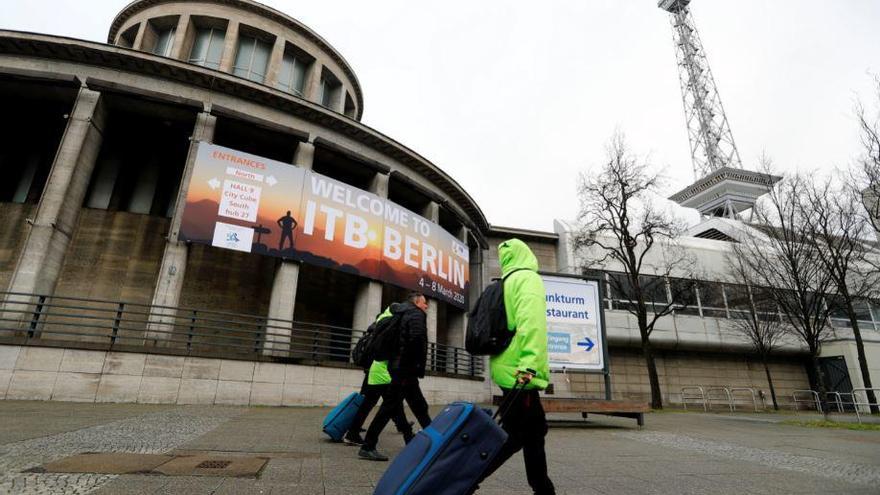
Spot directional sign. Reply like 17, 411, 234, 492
543, 275, 605, 372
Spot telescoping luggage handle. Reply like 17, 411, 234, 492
491, 371, 532, 425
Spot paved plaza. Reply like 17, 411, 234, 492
0, 401, 877, 494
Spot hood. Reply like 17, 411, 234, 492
498, 238, 539, 277
390, 301, 415, 315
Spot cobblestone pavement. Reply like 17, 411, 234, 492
619, 430, 880, 487
0, 403, 241, 494
0, 402, 878, 494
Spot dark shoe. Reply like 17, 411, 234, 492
343, 432, 364, 446
358, 447, 389, 461
403, 431, 415, 445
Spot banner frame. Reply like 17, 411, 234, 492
539, 271, 612, 400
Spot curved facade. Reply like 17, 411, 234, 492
0, 0, 490, 406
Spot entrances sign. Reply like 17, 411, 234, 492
180, 142, 469, 308
542, 275, 605, 371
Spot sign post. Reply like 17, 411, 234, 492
541, 273, 611, 399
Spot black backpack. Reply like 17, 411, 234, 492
466, 269, 524, 355
351, 313, 401, 368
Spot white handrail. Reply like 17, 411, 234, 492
681, 386, 707, 412
729, 387, 760, 412
851, 388, 880, 423
706, 387, 733, 412
792, 390, 821, 414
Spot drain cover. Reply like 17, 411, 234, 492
153, 455, 268, 477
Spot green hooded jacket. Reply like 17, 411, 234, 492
367, 307, 393, 386
489, 238, 550, 390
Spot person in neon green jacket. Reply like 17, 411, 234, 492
490, 239, 551, 391
480, 238, 556, 495
345, 306, 412, 446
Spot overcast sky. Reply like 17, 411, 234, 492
5, 0, 879, 231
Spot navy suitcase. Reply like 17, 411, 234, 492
323, 392, 364, 442
374, 385, 523, 495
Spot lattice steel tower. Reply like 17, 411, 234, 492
659, 0, 779, 220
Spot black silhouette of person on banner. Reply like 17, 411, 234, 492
277, 210, 298, 251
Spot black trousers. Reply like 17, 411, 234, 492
364, 378, 432, 449
348, 374, 410, 437
477, 388, 555, 495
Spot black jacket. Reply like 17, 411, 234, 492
388, 302, 428, 379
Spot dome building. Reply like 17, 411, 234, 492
0, 0, 489, 405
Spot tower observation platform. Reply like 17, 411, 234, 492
659, 0, 780, 219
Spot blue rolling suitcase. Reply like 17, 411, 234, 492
374, 385, 523, 495
323, 392, 364, 442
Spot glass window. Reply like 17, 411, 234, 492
697, 281, 726, 318
725, 284, 752, 319
277, 52, 307, 96
670, 278, 700, 316
606, 273, 669, 312
607, 273, 636, 311
189, 27, 225, 69
233, 35, 271, 83
152, 27, 175, 57
852, 299, 873, 323
751, 287, 778, 320
320, 77, 339, 108
642, 276, 668, 307
826, 294, 850, 328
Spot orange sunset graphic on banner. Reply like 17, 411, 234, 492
179, 143, 469, 308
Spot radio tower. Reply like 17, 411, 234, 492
659, 0, 779, 220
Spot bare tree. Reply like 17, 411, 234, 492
573, 134, 695, 409
856, 77, 880, 238
804, 179, 879, 414
726, 255, 787, 410
733, 165, 837, 407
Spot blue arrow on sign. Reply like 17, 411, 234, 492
577, 337, 595, 352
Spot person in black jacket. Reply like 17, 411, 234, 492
359, 292, 432, 461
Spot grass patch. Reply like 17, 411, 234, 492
780, 419, 880, 431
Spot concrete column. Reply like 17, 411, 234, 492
422, 201, 440, 345
218, 21, 240, 73
304, 62, 323, 103
132, 22, 147, 51
263, 139, 314, 355
169, 14, 191, 60
445, 226, 470, 373
447, 226, 469, 348
352, 173, 390, 334
5, 87, 106, 304
352, 281, 383, 334
264, 36, 286, 89
146, 112, 216, 343
168, 112, 217, 242
264, 262, 300, 355
293, 141, 315, 169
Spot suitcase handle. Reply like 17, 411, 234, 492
492, 378, 528, 425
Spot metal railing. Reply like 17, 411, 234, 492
680, 386, 708, 411
729, 387, 760, 412
852, 388, 880, 423
706, 387, 734, 412
792, 390, 822, 414
0, 291, 483, 378
825, 392, 856, 414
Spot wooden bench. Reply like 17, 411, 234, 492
494, 396, 650, 428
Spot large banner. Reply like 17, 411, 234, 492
542, 275, 605, 371
180, 143, 469, 308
